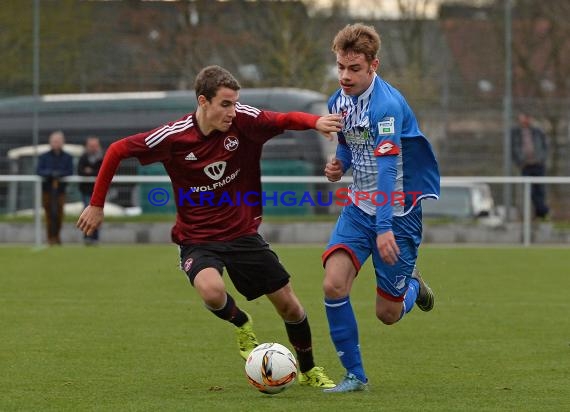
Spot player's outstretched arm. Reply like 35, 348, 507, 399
77, 206, 103, 236
270, 112, 342, 138
315, 114, 342, 140
76, 139, 130, 236
375, 149, 399, 264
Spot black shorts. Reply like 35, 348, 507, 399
179, 234, 290, 301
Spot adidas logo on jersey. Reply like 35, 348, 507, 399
185, 152, 197, 160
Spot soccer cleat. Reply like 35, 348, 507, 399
236, 312, 259, 361
323, 373, 368, 393
298, 366, 335, 388
412, 268, 435, 312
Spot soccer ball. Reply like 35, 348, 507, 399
245, 342, 297, 394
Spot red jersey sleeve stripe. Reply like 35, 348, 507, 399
236, 102, 261, 117
145, 114, 194, 148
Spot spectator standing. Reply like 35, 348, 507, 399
511, 112, 549, 219
36, 131, 73, 245
78, 136, 104, 245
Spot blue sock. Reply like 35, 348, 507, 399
324, 296, 367, 383
401, 278, 420, 319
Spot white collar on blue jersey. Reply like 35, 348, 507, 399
341, 73, 377, 102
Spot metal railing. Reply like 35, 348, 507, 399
1, 175, 569, 247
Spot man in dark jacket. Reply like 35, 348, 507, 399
36, 131, 74, 245
511, 112, 549, 219
77, 136, 104, 245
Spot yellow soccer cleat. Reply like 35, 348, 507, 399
298, 366, 335, 388
236, 312, 259, 361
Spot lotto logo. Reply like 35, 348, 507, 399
374, 142, 400, 156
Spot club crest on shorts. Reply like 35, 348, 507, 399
183, 258, 193, 272
394, 275, 406, 291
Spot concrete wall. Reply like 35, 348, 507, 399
1, 221, 568, 245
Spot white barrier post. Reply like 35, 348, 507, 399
523, 181, 532, 247
34, 177, 42, 248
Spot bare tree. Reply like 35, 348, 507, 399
110, 1, 252, 90
240, 1, 325, 88
487, 0, 570, 214
0, 0, 94, 95
375, 0, 443, 107
110, 1, 328, 90
507, 1, 570, 174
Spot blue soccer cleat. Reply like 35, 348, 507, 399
323, 373, 368, 393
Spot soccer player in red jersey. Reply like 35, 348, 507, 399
77, 65, 342, 388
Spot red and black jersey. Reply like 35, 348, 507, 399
90, 103, 319, 244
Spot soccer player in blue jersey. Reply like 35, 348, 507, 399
321, 23, 441, 393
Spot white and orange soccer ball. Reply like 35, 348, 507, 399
245, 343, 298, 394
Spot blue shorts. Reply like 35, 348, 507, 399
323, 203, 423, 301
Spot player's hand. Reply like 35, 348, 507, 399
76, 205, 104, 236
315, 114, 342, 141
376, 231, 400, 265
325, 156, 344, 182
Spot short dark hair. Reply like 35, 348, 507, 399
194, 65, 241, 101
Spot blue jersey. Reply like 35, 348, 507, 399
328, 74, 440, 234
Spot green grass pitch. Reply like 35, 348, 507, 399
1, 245, 568, 411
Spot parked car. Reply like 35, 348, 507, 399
422, 182, 503, 226
0, 89, 335, 214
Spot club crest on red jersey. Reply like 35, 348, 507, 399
224, 135, 239, 151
